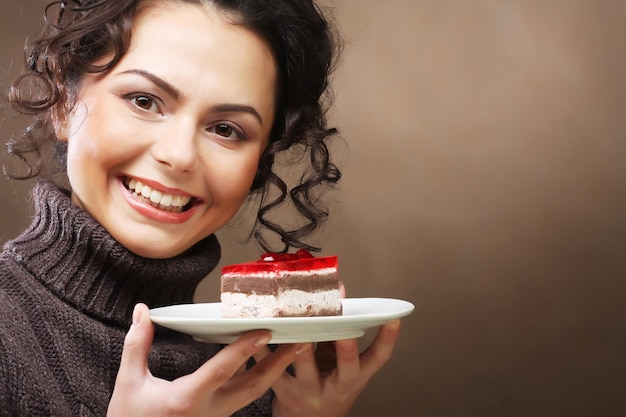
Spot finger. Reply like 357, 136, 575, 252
251, 344, 292, 397
359, 320, 401, 379
253, 343, 318, 400
236, 361, 247, 375
289, 343, 320, 386
335, 338, 361, 385
251, 343, 272, 364
189, 330, 273, 391
115, 304, 154, 385
223, 343, 300, 401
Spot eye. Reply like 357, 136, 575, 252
122, 93, 161, 114
209, 123, 246, 141
132, 95, 158, 112
216, 124, 233, 137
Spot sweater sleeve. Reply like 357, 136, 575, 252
0, 286, 22, 416
0, 289, 57, 417
0, 341, 14, 417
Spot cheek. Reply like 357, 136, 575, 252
66, 131, 102, 163
207, 153, 260, 205
65, 133, 112, 183
65, 111, 136, 171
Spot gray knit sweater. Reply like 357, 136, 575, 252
0, 181, 273, 416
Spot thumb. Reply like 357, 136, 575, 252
116, 303, 154, 384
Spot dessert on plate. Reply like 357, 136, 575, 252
220, 250, 343, 318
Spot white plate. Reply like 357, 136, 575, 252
150, 298, 415, 344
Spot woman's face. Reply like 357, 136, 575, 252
57, 2, 277, 258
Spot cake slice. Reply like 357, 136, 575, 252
220, 250, 342, 318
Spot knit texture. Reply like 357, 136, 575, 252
0, 181, 273, 416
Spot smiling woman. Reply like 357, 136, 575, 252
0, 1, 403, 417
8, 0, 341, 254
56, 3, 277, 258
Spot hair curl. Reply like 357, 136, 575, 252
6, 0, 342, 253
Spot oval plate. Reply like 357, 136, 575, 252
150, 298, 415, 344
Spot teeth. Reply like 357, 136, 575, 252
160, 194, 172, 207
149, 190, 163, 204
125, 178, 192, 210
141, 186, 152, 199
171, 195, 185, 207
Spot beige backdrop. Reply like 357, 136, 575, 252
2, 1, 625, 416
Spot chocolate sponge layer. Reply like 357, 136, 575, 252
221, 272, 340, 295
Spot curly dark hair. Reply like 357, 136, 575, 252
6, 0, 342, 253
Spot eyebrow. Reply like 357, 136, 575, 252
211, 103, 264, 125
119, 69, 181, 99
117, 69, 264, 125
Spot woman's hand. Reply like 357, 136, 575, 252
107, 303, 299, 417
256, 319, 402, 417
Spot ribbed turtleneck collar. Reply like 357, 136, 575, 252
4, 181, 221, 326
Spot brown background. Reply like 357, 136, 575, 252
2, 1, 625, 416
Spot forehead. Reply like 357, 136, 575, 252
112, 1, 277, 105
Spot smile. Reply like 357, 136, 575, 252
123, 177, 195, 213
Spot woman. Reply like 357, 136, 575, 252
0, 1, 401, 416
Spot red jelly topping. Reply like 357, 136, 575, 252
222, 250, 337, 274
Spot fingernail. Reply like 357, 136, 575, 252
386, 319, 401, 332
254, 334, 272, 347
296, 343, 313, 355
337, 339, 355, 352
131, 304, 141, 327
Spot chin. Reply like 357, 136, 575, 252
133, 247, 185, 260
117, 237, 190, 260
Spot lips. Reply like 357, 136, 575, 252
123, 177, 196, 213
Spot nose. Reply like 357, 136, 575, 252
150, 119, 198, 172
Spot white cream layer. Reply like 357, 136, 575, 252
221, 289, 342, 318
